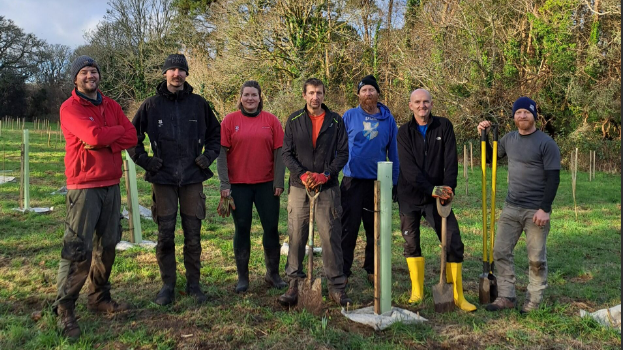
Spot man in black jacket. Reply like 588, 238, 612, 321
132, 54, 220, 306
278, 78, 352, 307
397, 89, 476, 312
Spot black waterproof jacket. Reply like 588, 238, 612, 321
282, 104, 348, 190
131, 81, 220, 186
396, 114, 458, 211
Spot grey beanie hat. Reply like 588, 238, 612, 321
162, 54, 189, 74
71, 55, 100, 81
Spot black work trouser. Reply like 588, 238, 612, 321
151, 182, 206, 287
340, 177, 375, 277
54, 185, 122, 311
230, 181, 281, 254
399, 203, 465, 263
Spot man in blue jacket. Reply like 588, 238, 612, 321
340, 75, 399, 284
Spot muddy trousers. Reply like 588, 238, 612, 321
339, 177, 375, 277
54, 185, 122, 312
284, 186, 347, 292
151, 183, 206, 287
399, 204, 465, 262
494, 204, 550, 304
230, 181, 282, 273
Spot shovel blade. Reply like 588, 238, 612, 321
432, 283, 455, 313
479, 273, 498, 305
297, 278, 323, 315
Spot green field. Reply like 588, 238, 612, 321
0, 123, 621, 349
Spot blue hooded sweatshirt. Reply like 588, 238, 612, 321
342, 102, 400, 185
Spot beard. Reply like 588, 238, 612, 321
360, 96, 378, 112
514, 118, 535, 131
78, 80, 98, 94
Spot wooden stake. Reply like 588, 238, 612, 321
572, 148, 578, 220
47, 127, 51, 147
463, 144, 467, 178
592, 150, 596, 179
589, 151, 593, 181
470, 142, 473, 172
464, 145, 468, 195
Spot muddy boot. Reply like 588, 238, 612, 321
330, 290, 353, 307
154, 284, 175, 306
57, 303, 81, 341
234, 249, 250, 293
485, 297, 516, 312
264, 247, 287, 289
278, 279, 299, 306
186, 283, 207, 304
87, 299, 132, 313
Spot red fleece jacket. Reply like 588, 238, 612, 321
60, 89, 137, 189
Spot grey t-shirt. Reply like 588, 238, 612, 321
498, 130, 561, 210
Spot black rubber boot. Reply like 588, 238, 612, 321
154, 284, 175, 306
186, 283, 207, 304
57, 303, 81, 341
234, 249, 250, 293
264, 247, 287, 289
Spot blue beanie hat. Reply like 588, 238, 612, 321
512, 97, 537, 119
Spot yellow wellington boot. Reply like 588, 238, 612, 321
406, 257, 424, 303
447, 262, 477, 312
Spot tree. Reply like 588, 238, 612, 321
0, 16, 45, 74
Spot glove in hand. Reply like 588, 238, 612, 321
432, 186, 454, 205
146, 156, 163, 172
309, 172, 329, 189
217, 195, 236, 217
195, 154, 210, 170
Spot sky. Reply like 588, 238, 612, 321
0, 0, 109, 48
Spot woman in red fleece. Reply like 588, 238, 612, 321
217, 80, 287, 293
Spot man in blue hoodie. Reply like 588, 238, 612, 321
340, 75, 400, 284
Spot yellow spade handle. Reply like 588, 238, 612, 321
490, 140, 497, 267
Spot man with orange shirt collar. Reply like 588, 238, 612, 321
279, 78, 351, 307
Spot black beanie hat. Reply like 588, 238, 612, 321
512, 97, 537, 119
357, 75, 380, 94
71, 55, 100, 81
162, 54, 189, 74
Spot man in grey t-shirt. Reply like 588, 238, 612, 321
478, 96, 561, 314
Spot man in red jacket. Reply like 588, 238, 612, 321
53, 55, 137, 341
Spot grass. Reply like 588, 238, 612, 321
0, 123, 621, 349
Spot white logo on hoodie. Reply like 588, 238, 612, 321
363, 121, 379, 140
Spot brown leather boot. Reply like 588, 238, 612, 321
277, 279, 299, 306
329, 290, 353, 307
87, 299, 132, 313
485, 297, 516, 312
57, 303, 81, 340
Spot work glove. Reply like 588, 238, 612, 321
432, 186, 454, 205
195, 154, 210, 170
309, 172, 329, 189
145, 156, 163, 172
217, 194, 236, 217
392, 185, 398, 203
300, 171, 315, 190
